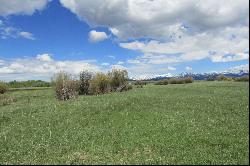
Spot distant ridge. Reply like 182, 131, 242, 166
129, 68, 249, 81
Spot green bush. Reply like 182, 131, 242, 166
52, 71, 79, 101
0, 81, 8, 94
176, 78, 185, 84
206, 77, 215, 81
108, 69, 128, 91
216, 75, 233, 81
184, 77, 193, 83
79, 70, 93, 95
234, 75, 249, 82
7, 80, 50, 88
134, 80, 147, 86
124, 84, 133, 91
90, 72, 110, 94
157, 77, 193, 85
168, 78, 178, 84
155, 79, 168, 85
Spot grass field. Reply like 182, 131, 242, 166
0, 81, 249, 164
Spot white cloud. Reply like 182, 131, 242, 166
0, 26, 36, 40
60, 0, 249, 73
224, 64, 249, 73
127, 59, 141, 64
186, 66, 192, 71
19, 31, 35, 40
89, 30, 108, 43
110, 64, 127, 70
36, 54, 53, 62
0, 59, 5, 65
101, 62, 109, 66
121, 26, 249, 64
60, 0, 249, 40
117, 61, 124, 65
0, 0, 49, 16
0, 54, 101, 81
108, 55, 115, 59
167, 66, 176, 71
210, 52, 249, 62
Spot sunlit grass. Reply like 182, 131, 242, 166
0, 81, 249, 164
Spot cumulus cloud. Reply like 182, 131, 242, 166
36, 54, 53, 62
225, 64, 249, 73
121, 26, 249, 64
0, 54, 101, 81
59, 0, 249, 80
60, 0, 249, 40
89, 30, 108, 43
0, 0, 49, 16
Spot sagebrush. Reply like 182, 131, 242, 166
52, 72, 79, 100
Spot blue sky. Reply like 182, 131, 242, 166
0, 0, 249, 81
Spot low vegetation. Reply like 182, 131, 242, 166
6, 80, 50, 88
216, 75, 234, 81
0, 81, 8, 94
53, 69, 132, 100
0, 95, 17, 106
79, 70, 92, 95
155, 77, 194, 85
216, 75, 249, 82
133, 80, 147, 88
108, 69, 128, 91
52, 72, 79, 101
0, 81, 248, 164
234, 75, 249, 82
89, 72, 110, 94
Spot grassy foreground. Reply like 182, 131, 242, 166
0, 81, 249, 164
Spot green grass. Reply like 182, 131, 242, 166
0, 81, 249, 164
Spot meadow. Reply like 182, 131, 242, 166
0, 81, 249, 164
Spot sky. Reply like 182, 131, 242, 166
0, 0, 249, 81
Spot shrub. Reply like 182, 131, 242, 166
90, 72, 110, 94
184, 77, 193, 83
206, 77, 215, 81
176, 78, 185, 84
52, 71, 78, 101
7, 80, 50, 88
79, 70, 93, 95
116, 83, 133, 92
134, 81, 147, 86
108, 69, 128, 91
216, 75, 233, 81
234, 75, 249, 82
124, 84, 133, 91
168, 78, 178, 84
155, 79, 168, 85
0, 81, 8, 94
